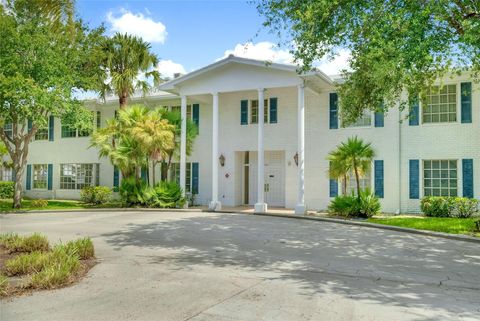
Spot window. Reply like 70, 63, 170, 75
250, 99, 268, 124
0, 167, 13, 181
423, 85, 457, 123
61, 111, 95, 138
171, 105, 192, 120
345, 166, 371, 195
423, 160, 457, 196
170, 163, 193, 193
61, 124, 77, 138
35, 126, 48, 140
345, 110, 372, 127
33, 164, 48, 189
60, 163, 99, 189
3, 123, 13, 138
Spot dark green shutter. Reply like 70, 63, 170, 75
409, 97, 419, 126
192, 104, 200, 132
461, 82, 472, 123
409, 160, 419, 199
329, 93, 338, 129
462, 159, 473, 198
141, 168, 148, 183
240, 100, 248, 125
374, 160, 384, 198
192, 162, 199, 194
269, 98, 277, 123
374, 112, 384, 127
47, 164, 53, 190
113, 166, 119, 192
329, 162, 338, 197
28, 119, 33, 132
48, 116, 54, 141
26, 164, 32, 190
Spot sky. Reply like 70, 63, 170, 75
76, 0, 350, 79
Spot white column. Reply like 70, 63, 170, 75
209, 92, 222, 211
254, 88, 268, 213
295, 83, 306, 214
180, 95, 187, 201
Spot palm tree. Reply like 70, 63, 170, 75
327, 149, 350, 195
131, 109, 175, 185
161, 110, 199, 181
99, 33, 161, 109
329, 136, 375, 196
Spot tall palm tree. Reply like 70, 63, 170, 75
99, 33, 161, 109
329, 136, 375, 196
161, 110, 199, 181
327, 149, 350, 195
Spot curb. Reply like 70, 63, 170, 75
254, 212, 480, 244
0, 207, 204, 215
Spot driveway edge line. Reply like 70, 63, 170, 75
253, 212, 480, 244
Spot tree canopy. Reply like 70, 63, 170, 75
256, 0, 480, 123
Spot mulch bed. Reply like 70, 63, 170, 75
0, 247, 97, 299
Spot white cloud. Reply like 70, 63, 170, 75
107, 9, 167, 43
315, 49, 352, 75
221, 42, 294, 64
157, 59, 186, 79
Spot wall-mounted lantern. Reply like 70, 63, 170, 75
293, 152, 299, 166
219, 154, 226, 167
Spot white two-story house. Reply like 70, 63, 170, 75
11, 55, 479, 214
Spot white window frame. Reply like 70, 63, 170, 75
32, 164, 48, 190
0, 167, 14, 182
341, 164, 372, 196
342, 109, 373, 128
421, 84, 459, 124
170, 105, 193, 121
170, 162, 193, 193
59, 163, 99, 190
422, 159, 458, 197
250, 99, 268, 124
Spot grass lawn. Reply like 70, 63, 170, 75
0, 199, 121, 212
368, 216, 480, 237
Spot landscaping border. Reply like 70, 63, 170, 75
1, 207, 478, 244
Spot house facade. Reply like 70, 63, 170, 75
8, 55, 479, 213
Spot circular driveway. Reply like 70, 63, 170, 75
1, 211, 479, 321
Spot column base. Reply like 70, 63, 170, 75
254, 203, 268, 213
294, 204, 307, 215
209, 201, 222, 211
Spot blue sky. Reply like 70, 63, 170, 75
76, 0, 349, 78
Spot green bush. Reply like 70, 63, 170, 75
80, 186, 112, 205
120, 177, 185, 208
0, 233, 49, 253
0, 274, 8, 296
328, 190, 380, 218
64, 238, 94, 260
0, 181, 14, 198
4, 251, 50, 276
31, 199, 48, 208
421, 197, 478, 218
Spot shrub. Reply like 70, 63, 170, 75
119, 177, 150, 206
29, 245, 80, 289
4, 251, 51, 276
0, 181, 14, 199
0, 233, 22, 250
120, 177, 185, 208
0, 233, 49, 253
31, 199, 48, 208
149, 181, 186, 208
328, 190, 380, 218
64, 238, 94, 260
421, 197, 478, 218
80, 186, 112, 205
0, 274, 8, 296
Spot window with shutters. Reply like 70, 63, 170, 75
344, 110, 372, 127
171, 105, 193, 120
250, 99, 268, 124
35, 123, 49, 140
60, 163, 99, 189
61, 111, 95, 138
423, 85, 457, 123
33, 164, 48, 189
170, 163, 193, 193
423, 160, 457, 196
3, 123, 13, 138
345, 166, 371, 195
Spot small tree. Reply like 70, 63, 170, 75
0, 0, 104, 208
327, 149, 350, 196
328, 136, 375, 196
98, 33, 161, 109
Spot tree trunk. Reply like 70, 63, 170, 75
151, 160, 156, 186
353, 162, 361, 198
342, 175, 347, 195
13, 166, 24, 209
119, 92, 128, 109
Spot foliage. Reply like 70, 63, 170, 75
328, 190, 381, 218
0, 199, 121, 212
0, 232, 49, 253
256, 0, 480, 124
4, 251, 51, 276
421, 197, 479, 218
0, 0, 105, 208
0, 274, 8, 296
368, 217, 480, 237
98, 33, 161, 109
119, 177, 185, 208
80, 186, 112, 205
0, 181, 14, 198
90, 105, 175, 183
31, 199, 48, 208
64, 238, 95, 260
327, 136, 375, 196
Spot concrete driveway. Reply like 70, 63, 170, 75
1, 211, 479, 321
